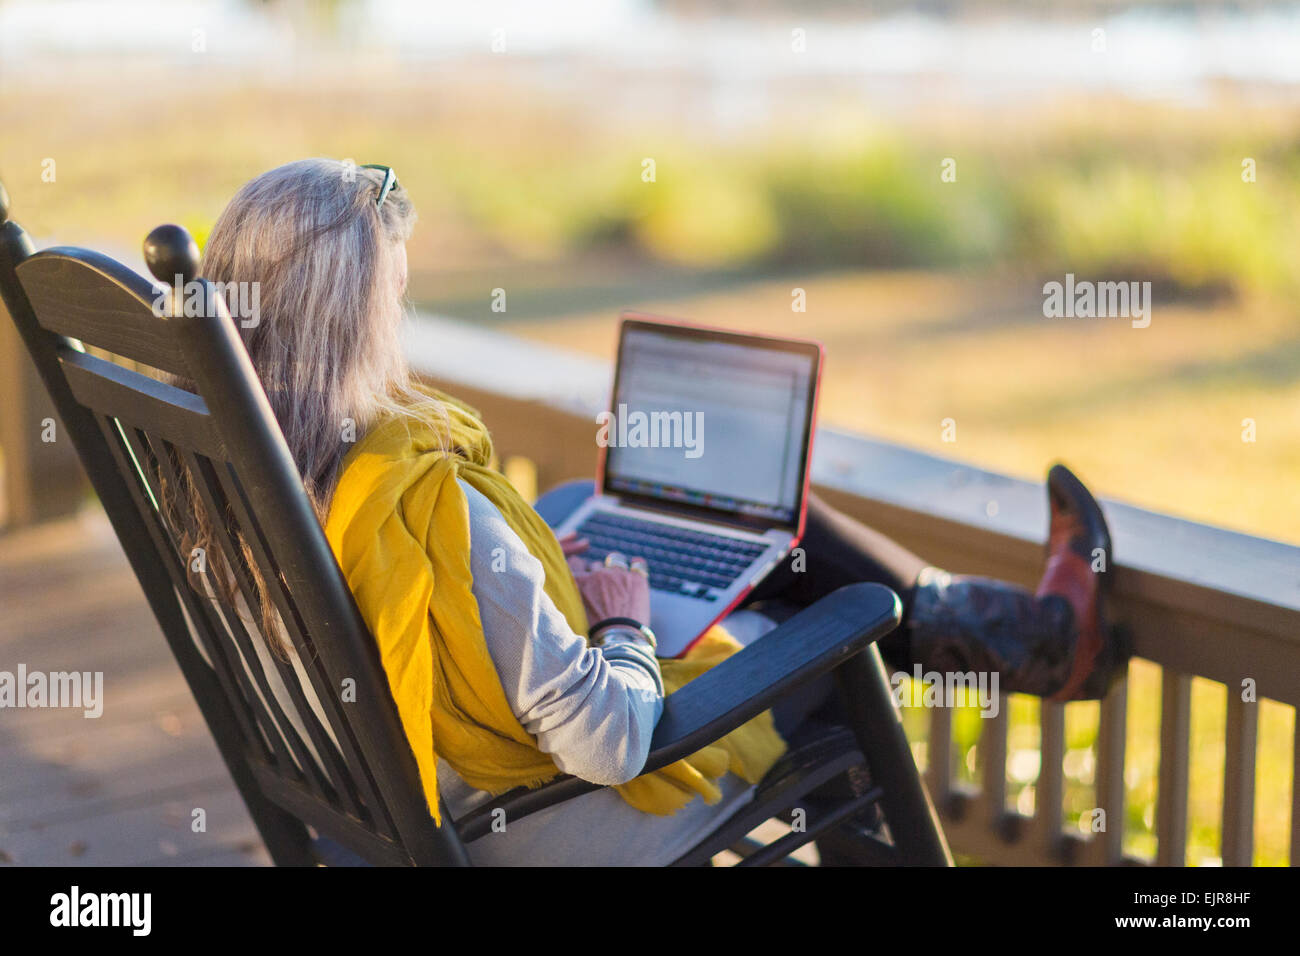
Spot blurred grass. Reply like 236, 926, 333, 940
4, 80, 1300, 295
504, 270, 1300, 546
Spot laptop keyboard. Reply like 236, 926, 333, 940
574, 512, 769, 601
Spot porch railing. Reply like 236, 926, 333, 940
404, 316, 1300, 867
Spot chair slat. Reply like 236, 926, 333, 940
59, 346, 224, 459
205, 456, 399, 840
16, 249, 189, 376
92, 413, 271, 759
1221, 686, 1258, 866
114, 423, 305, 778
1156, 670, 1191, 865
175, 445, 365, 819
144, 432, 346, 805
249, 763, 413, 867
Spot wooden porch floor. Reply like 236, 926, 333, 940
0, 508, 270, 866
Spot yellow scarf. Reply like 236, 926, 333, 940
323, 389, 786, 825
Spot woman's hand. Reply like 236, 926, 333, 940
568, 552, 651, 625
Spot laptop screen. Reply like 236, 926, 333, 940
601, 318, 821, 530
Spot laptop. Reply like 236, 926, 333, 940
555, 312, 823, 658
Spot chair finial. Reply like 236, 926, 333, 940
0, 180, 11, 224
143, 224, 200, 285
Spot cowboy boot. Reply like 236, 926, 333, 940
904, 464, 1126, 700
1039, 462, 1125, 700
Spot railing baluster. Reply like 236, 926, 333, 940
1221, 686, 1258, 867
1037, 700, 1065, 856
981, 705, 1008, 827
1093, 676, 1128, 864
927, 705, 953, 807
1156, 670, 1191, 866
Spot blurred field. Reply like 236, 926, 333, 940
3, 75, 1296, 543
492, 270, 1300, 546
6, 77, 1300, 296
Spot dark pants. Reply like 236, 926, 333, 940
741, 493, 930, 737
536, 482, 932, 740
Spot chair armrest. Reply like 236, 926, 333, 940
641, 582, 901, 772
454, 583, 901, 842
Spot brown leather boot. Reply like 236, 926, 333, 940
904, 464, 1126, 700
1039, 463, 1124, 700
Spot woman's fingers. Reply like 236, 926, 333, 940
558, 532, 590, 557
571, 552, 651, 576
571, 558, 653, 624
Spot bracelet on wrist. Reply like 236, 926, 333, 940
589, 617, 657, 651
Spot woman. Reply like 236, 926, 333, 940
190, 159, 1126, 866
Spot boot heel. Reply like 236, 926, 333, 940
1078, 622, 1133, 699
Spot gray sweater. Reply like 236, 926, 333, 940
438, 480, 769, 865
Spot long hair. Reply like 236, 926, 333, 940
159, 158, 443, 651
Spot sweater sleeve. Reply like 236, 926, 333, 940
459, 480, 664, 786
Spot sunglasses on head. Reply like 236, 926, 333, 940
359, 163, 399, 209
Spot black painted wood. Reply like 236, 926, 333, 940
143, 224, 200, 286
1, 219, 317, 868
59, 347, 225, 458
0, 210, 461, 865
17, 250, 191, 376
647, 583, 899, 769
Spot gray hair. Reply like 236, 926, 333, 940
162, 158, 444, 649
202, 157, 440, 509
